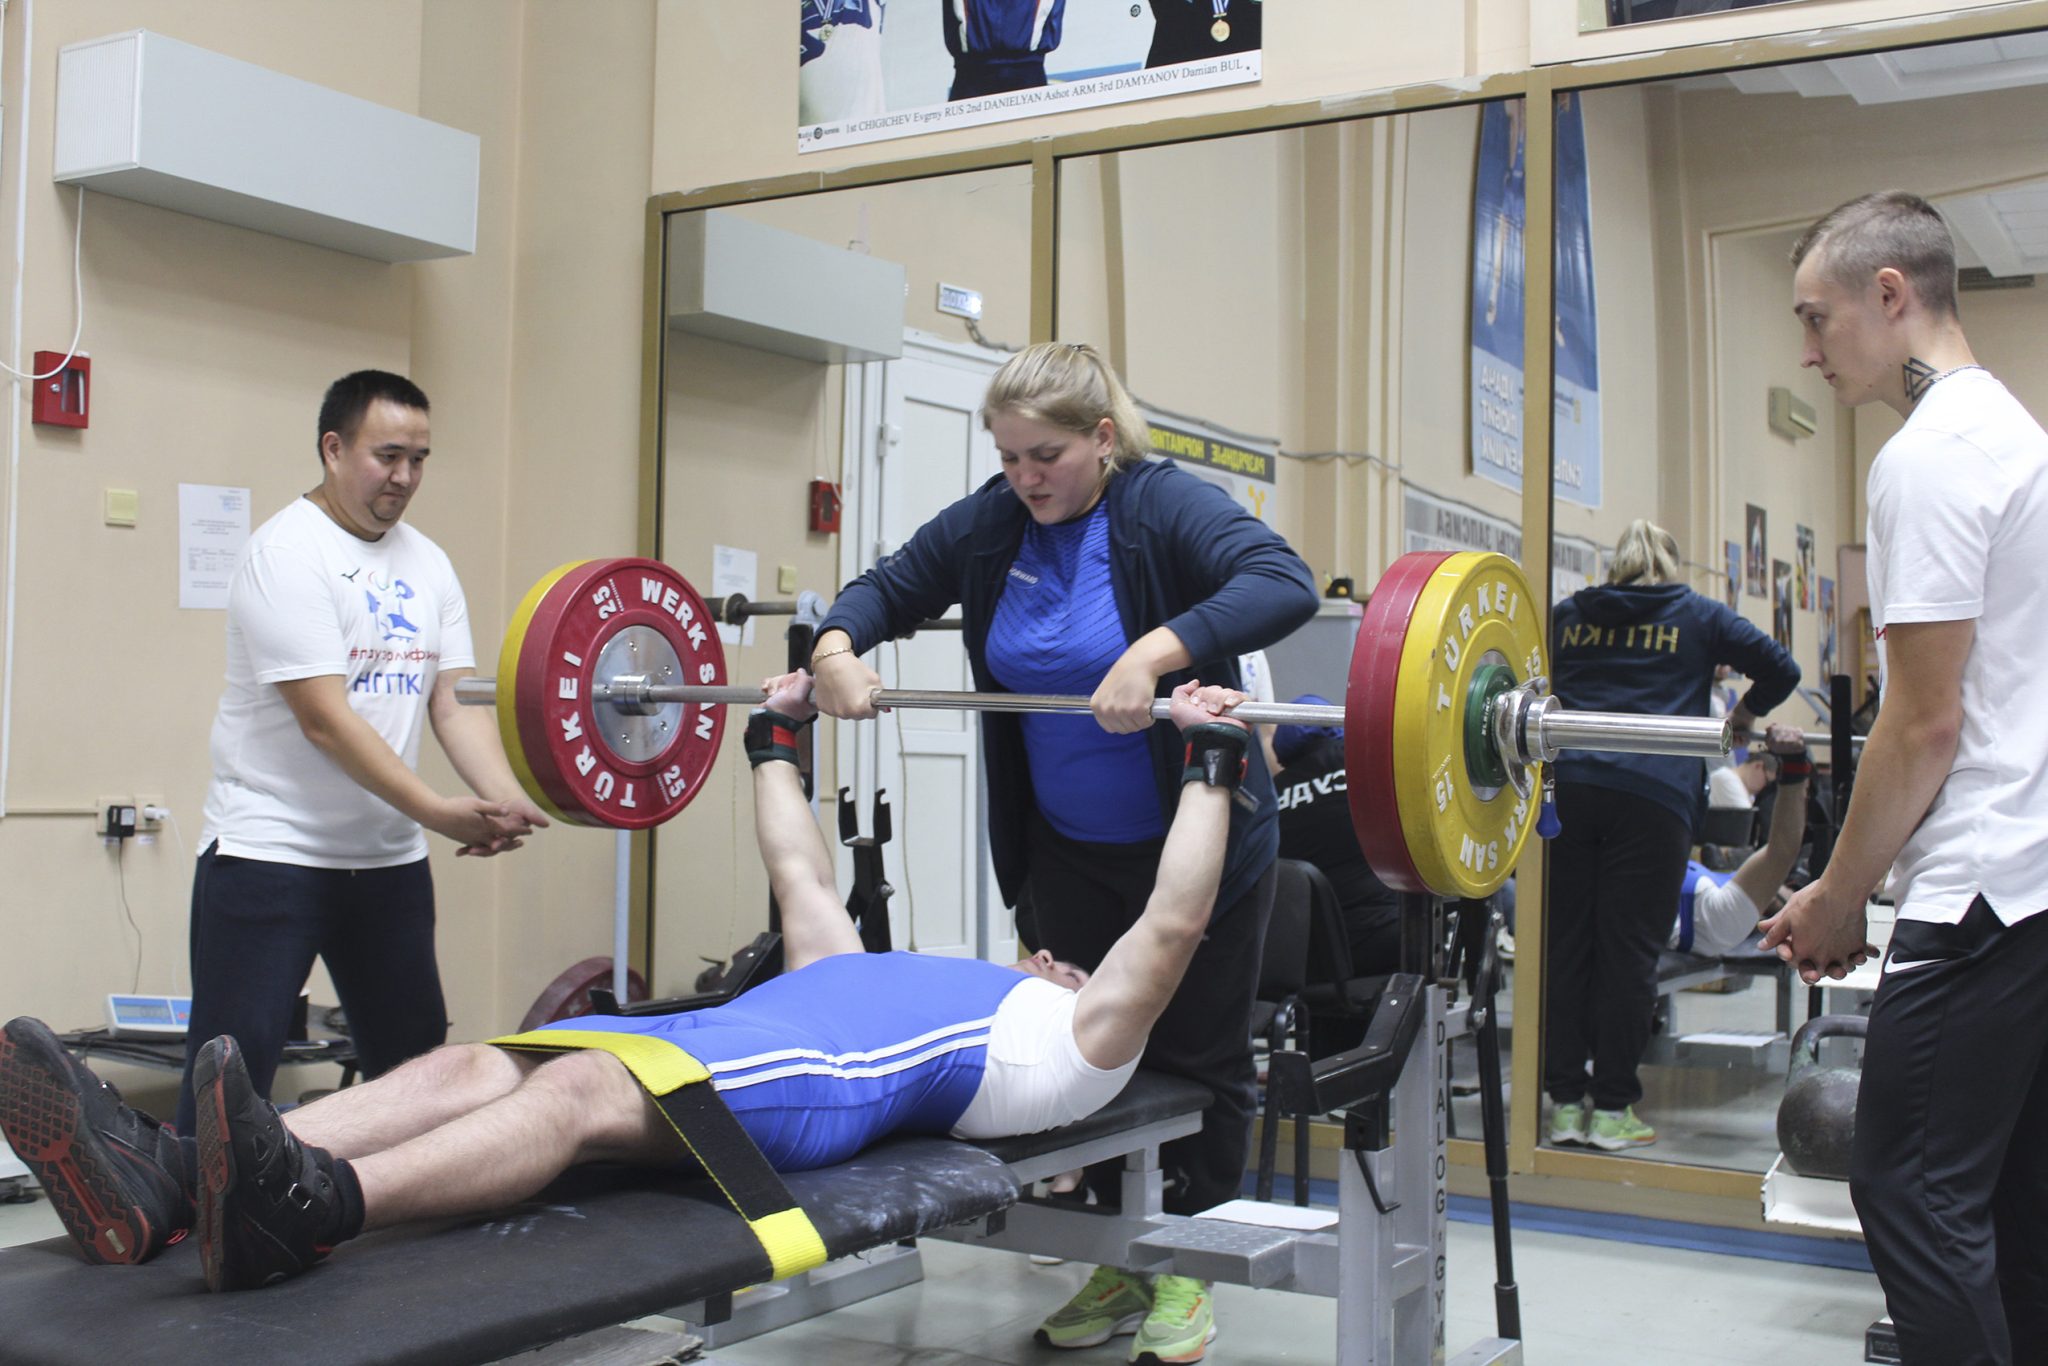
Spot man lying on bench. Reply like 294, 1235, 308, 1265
1671, 723, 1812, 957
0, 672, 1252, 1297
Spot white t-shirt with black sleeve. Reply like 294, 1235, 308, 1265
1867, 368, 2048, 926
199, 497, 475, 869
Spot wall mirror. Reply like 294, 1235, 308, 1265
1543, 30, 2048, 1177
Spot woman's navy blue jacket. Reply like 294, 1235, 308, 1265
1550, 581, 1800, 830
817, 459, 1319, 915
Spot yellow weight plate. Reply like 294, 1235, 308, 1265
496, 560, 590, 825
1388, 551, 1547, 899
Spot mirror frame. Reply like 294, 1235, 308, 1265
636, 0, 2048, 1219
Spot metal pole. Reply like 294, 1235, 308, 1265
453, 675, 1731, 759
613, 828, 631, 1005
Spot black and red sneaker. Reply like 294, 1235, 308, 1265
0, 1015, 193, 1264
192, 1034, 343, 1292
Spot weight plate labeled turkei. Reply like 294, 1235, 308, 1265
1388, 551, 1545, 899
503, 557, 726, 828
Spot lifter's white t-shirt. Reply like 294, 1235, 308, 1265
200, 497, 475, 868
1867, 368, 2048, 925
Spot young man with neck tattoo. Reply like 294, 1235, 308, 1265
1761, 190, 2048, 1366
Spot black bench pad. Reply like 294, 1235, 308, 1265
0, 1135, 1017, 1366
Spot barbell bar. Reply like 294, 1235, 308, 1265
458, 552, 1747, 900
451, 675, 1729, 763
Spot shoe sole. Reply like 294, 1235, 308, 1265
1035, 1309, 1148, 1349
1546, 1131, 1585, 1146
1586, 1133, 1656, 1151
1132, 1323, 1219, 1364
193, 1040, 236, 1292
0, 1021, 161, 1265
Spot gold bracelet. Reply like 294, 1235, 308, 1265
810, 643, 855, 668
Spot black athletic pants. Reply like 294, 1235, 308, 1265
1541, 782, 1692, 1111
175, 842, 448, 1135
1852, 897, 2048, 1366
1021, 808, 1276, 1215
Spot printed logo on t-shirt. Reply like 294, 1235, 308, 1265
362, 572, 422, 642
1007, 566, 1040, 585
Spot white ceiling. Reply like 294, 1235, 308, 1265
1707, 32, 2048, 276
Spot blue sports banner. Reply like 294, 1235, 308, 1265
1468, 96, 1603, 508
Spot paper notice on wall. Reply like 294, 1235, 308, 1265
179, 483, 250, 609
712, 544, 757, 647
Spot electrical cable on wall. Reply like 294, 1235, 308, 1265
0, 183, 84, 381
113, 840, 141, 994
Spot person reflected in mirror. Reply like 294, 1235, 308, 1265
1543, 518, 1799, 1152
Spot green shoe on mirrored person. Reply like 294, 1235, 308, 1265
1586, 1105, 1657, 1151
1546, 1099, 1588, 1147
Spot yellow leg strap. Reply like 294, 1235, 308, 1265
491, 1028, 829, 1280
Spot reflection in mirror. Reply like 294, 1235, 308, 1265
655, 168, 1033, 996
1548, 37, 2048, 1172
1057, 109, 1526, 1148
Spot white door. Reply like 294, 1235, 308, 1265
836, 333, 1008, 962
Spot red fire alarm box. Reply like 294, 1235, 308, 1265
809, 479, 842, 534
31, 352, 89, 429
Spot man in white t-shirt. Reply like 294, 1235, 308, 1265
174, 371, 548, 1138
1763, 191, 2048, 1365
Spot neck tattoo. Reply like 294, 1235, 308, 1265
1903, 357, 1983, 404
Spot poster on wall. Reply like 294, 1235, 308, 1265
1399, 485, 1595, 606
798, 1, 1262, 155
1550, 93, 1602, 509
1144, 410, 1279, 527
1772, 558, 1794, 651
1818, 575, 1837, 680
1468, 97, 1601, 507
1468, 100, 1527, 495
1723, 540, 1741, 610
1795, 524, 1815, 609
1745, 503, 1767, 599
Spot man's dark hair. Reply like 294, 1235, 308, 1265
317, 370, 430, 462
1790, 190, 1959, 320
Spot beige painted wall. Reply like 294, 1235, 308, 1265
0, 0, 656, 1102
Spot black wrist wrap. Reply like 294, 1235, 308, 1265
745, 709, 810, 769
1181, 722, 1250, 790
1777, 754, 1813, 786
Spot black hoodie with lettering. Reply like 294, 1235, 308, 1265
1550, 581, 1799, 831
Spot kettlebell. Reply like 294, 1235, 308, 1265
1777, 1013, 1867, 1181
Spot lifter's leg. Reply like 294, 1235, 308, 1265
354, 1048, 669, 1227
194, 1035, 669, 1291
283, 1043, 539, 1159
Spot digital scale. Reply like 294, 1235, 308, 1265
105, 994, 192, 1040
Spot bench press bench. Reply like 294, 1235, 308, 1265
0, 1071, 1212, 1366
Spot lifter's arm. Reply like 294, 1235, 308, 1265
749, 671, 864, 971
1726, 723, 1811, 915
1069, 682, 1244, 1070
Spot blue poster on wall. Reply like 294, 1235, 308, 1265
1469, 100, 1527, 493
1552, 92, 1602, 508
1468, 96, 1603, 507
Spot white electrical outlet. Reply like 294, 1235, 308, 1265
136, 794, 165, 832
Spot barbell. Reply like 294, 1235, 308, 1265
457, 551, 1731, 899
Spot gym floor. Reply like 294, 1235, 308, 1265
0, 1172, 1885, 1364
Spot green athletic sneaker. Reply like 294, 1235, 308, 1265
1034, 1264, 1152, 1349
1547, 1100, 1587, 1146
1131, 1274, 1216, 1364
1587, 1106, 1657, 1151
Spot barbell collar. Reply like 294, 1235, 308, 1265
454, 674, 1730, 758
